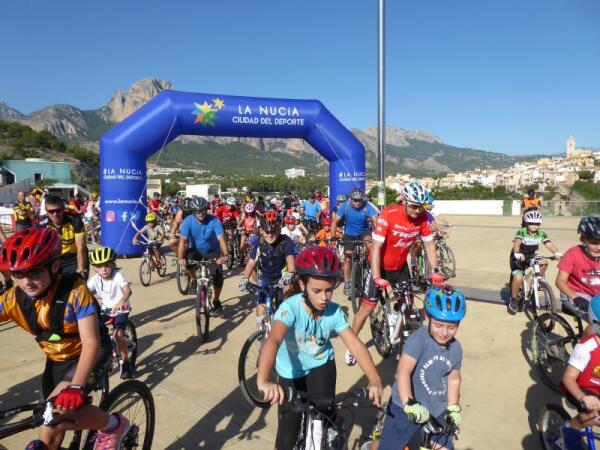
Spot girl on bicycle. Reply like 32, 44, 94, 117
257, 246, 383, 450
87, 247, 134, 379
238, 202, 259, 261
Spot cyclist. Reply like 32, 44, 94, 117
508, 210, 561, 314
300, 192, 322, 235
281, 214, 306, 254
556, 216, 600, 317
282, 191, 294, 211
315, 216, 340, 249
168, 197, 193, 254
331, 187, 379, 296
147, 192, 163, 215
0, 228, 129, 449
132, 212, 165, 270
373, 286, 466, 450
215, 196, 241, 253
178, 196, 228, 308
238, 202, 259, 262
256, 246, 383, 450
239, 211, 296, 331
14, 190, 35, 231
88, 247, 134, 379
332, 194, 347, 216
345, 181, 444, 366
211, 193, 222, 215
39, 194, 88, 278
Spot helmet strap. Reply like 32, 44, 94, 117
302, 291, 322, 317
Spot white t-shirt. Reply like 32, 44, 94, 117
87, 270, 131, 311
282, 226, 303, 244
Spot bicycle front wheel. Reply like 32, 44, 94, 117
370, 306, 392, 357
535, 280, 557, 317
196, 286, 210, 342
156, 254, 167, 277
531, 312, 577, 392
437, 243, 456, 279
238, 330, 271, 408
125, 321, 138, 375
176, 262, 190, 295
350, 260, 363, 313
139, 259, 151, 286
537, 403, 570, 450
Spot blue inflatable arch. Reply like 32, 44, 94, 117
100, 90, 366, 256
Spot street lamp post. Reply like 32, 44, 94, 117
377, 0, 386, 209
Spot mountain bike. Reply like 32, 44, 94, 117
101, 307, 138, 379
224, 221, 241, 270
434, 233, 456, 279
511, 255, 558, 320
189, 257, 218, 343
369, 279, 425, 358
176, 260, 190, 295
137, 242, 167, 287
348, 239, 369, 313
538, 401, 600, 450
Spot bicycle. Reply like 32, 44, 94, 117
137, 242, 167, 287
433, 233, 456, 280
224, 221, 241, 270
410, 241, 431, 289
530, 311, 580, 392
369, 279, 425, 358
512, 255, 558, 320
0, 361, 155, 449
348, 238, 369, 313
283, 387, 375, 450
188, 257, 218, 343
101, 307, 138, 379
176, 259, 190, 295
538, 401, 600, 450
238, 278, 284, 408
83, 216, 101, 245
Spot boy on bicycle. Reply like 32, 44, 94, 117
0, 228, 129, 449
373, 286, 466, 450
281, 215, 306, 254
87, 246, 134, 379
239, 210, 296, 331
508, 210, 561, 314
132, 212, 165, 269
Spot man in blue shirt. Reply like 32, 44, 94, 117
178, 196, 228, 308
331, 188, 379, 296
301, 192, 322, 234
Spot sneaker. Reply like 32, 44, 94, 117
345, 349, 356, 366
343, 281, 351, 297
188, 280, 197, 295
507, 297, 519, 315
212, 299, 222, 310
119, 359, 134, 379
94, 413, 131, 450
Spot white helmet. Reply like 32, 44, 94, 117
226, 197, 236, 206
402, 182, 428, 205
245, 202, 256, 213
523, 210, 543, 225
270, 198, 278, 205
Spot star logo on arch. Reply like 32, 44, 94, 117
192, 99, 225, 126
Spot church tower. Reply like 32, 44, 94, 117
567, 135, 576, 159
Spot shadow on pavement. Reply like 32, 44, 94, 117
133, 297, 196, 328
0, 374, 42, 422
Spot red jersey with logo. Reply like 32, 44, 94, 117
242, 214, 258, 233
215, 205, 240, 224
558, 245, 600, 297
568, 334, 600, 395
372, 205, 433, 271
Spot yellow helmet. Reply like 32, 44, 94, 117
90, 193, 98, 200
145, 212, 157, 222
89, 247, 116, 265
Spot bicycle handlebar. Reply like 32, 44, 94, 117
406, 412, 459, 438
284, 387, 372, 410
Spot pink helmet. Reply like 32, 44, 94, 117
244, 202, 256, 214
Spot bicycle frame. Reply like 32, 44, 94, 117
523, 257, 546, 310
386, 281, 423, 346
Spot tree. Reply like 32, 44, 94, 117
578, 170, 594, 181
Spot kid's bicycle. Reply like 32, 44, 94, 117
189, 257, 218, 343
137, 242, 167, 287
434, 233, 456, 280
538, 401, 600, 450
101, 307, 138, 379
511, 254, 558, 320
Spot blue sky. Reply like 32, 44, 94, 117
1, 0, 599, 155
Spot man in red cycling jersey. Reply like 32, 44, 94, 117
215, 197, 240, 224
345, 181, 445, 366
148, 192, 162, 214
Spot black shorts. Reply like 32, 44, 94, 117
342, 231, 372, 252
184, 249, 224, 288
59, 254, 78, 275
41, 333, 112, 399
509, 252, 535, 275
363, 266, 411, 306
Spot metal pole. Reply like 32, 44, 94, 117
377, 0, 386, 208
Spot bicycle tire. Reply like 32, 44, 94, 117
139, 259, 151, 287
156, 254, 167, 277
195, 285, 210, 342
226, 239, 234, 270
370, 305, 392, 357
176, 262, 190, 295
536, 280, 557, 318
83, 380, 155, 450
537, 403, 570, 450
437, 243, 456, 279
238, 331, 271, 408
350, 260, 363, 313
125, 321, 138, 376
531, 312, 577, 392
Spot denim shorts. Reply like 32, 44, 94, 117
378, 401, 454, 450
111, 312, 130, 331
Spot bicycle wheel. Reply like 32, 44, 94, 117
437, 243, 456, 279
139, 259, 151, 287
370, 305, 392, 357
83, 380, 155, 450
537, 403, 570, 450
195, 285, 210, 342
350, 260, 363, 313
531, 312, 578, 392
238, 330, 272, 408
125, 321, 138, 375
226, 239, 234, 270
156, 254, 167, 277
176, 262, 190, 295
536, 280, 557, 317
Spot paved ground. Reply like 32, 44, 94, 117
0, 215, 584, 449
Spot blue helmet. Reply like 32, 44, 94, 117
588, 295, 600, 335
425, 286, 466, 322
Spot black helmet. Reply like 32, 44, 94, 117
350, 188, 364, 201
181, 197, 192, 212
527, 189, 536, 197
190, 196, 210, 212
578, 216, 600, 239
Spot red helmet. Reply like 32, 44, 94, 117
295, 246, 341, 280
321, 216, 332, 226
260, 210, 281, 232
0, 227, 62, 272
284, 215, 296, 225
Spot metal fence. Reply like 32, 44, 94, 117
543, 201, 600, 217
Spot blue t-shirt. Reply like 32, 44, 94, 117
302, 200, 322, 221
250, 235, 295, 280
337, 200, 378, 236
274, 293, 350, 379
391, 326, 463, 416
180, 214, 224, 253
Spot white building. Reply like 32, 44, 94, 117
285, 167, 306, 179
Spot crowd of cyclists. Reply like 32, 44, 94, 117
1, 180, 599, 449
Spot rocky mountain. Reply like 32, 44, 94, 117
1, 78, 544, 176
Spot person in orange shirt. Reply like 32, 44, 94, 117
315, 217, 340, 249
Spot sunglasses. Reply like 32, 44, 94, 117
406, 202, 423, 210
351, 198, 363, 203
46, 208, 63, 215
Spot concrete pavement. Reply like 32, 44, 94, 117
0, 215, 584, 449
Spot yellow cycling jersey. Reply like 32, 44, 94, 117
45, 214, 85, 256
